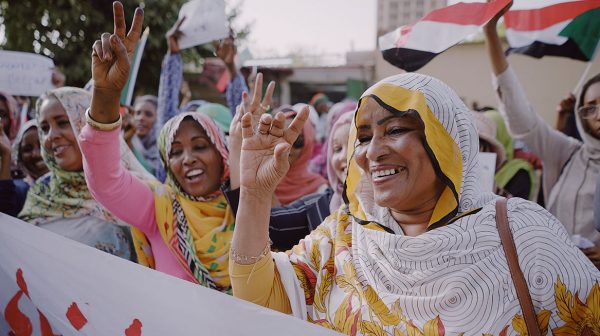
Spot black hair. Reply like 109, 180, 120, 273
578, 73, 600, 110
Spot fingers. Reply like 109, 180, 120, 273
242, 91, 251, 114
250, 73, 263, 111
112, 34, 129, 69
101, 33, 113, 61
269, 112, 285, 137
92, 40, 103, 60
241, 112, 254, 139
113, 1, 126, 38
257, 114, 272, 135
127, 7, 144, 42
261, 81, 276, 112
284, 106, 309, 144
273, 142, 291, 173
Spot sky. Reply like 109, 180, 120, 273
234, 0, 377, 58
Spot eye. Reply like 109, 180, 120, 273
357, 135, 371, 145
333, 145, 343, 153
170, 148, 182, 157
59, 120, 71, 128
194, 143, 208, 151
386, 126, 411, 136
40, 124, 49, 134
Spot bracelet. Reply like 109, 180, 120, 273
85, 108, 122, 131
230, 239, 272, 265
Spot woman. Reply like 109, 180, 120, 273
17, 87, 150, 262
130, 95, 160, 175
484, 2, 600, 267
0, 120, 49, 216
230, 72, 600, 334
326, 111, 353, 212
0, 91, 18, 141
273, 107, 329, 205
80, 3, 233, 289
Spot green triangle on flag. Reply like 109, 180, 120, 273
120, 27, 150, 106
559, 7, 600, 60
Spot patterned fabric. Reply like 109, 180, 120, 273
275, 73, 600, 334
225, 73, 248, 116
17, 88, 155, 263
152, 112, 234, 291
196, 103, 232, 133
157, 53, 183, 126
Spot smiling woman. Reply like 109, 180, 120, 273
79, 2, 235, 290
230, 72, 600, 334
16, 87, 152, 263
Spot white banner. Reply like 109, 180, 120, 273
177, 0, 229, 50
478, 152, 497, 193
0, 214, 338, 335
0, 51, 54, 97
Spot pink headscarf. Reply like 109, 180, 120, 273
274, 111, 328, 205
326, 111, 354, 212
0, 91, 19, 140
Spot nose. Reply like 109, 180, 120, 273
32, 146, 42, 159
182, 149, 197, 166
365, 135, 388, 162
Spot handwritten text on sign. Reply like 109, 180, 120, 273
177, 0, 229, 50
0, 51, 54, 96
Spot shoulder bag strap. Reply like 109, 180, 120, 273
495, 198, 541, 335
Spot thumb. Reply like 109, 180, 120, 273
111, 34, 130, 70
273, 142, 291, 174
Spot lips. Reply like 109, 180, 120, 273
52, 144, 70, 157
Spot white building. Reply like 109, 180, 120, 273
377, 0, 447, 36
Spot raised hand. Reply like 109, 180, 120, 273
91, 2, 144, 93
239, 106, 309, 196
166, 17, 185, 54
229, 73, 275, 189
484, 0, 512, 32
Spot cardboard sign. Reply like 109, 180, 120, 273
177, 0, 229, 50
0, 51, 54, 96
478, 152, 497, 193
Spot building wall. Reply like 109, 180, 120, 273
375, 42, 600, 125
377, 0, 446, 36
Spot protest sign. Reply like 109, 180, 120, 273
177, 0, 229, 50
0, 214, 338, 335
478, 152, 497, 193
0, 51, 54, 96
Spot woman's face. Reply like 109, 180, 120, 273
38, 97, 83, 172
582, 82, 600, 139
133, 101, 157, 137
331, 123, 350, 184
354, 97, 445, 213
19, 127, 49, 179
168, 118, 224, 197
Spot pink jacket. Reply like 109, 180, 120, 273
79, 125, 194, 282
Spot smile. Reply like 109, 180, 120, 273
52, 144, 70, 156
371, 167, 405, 181
185, 168, 204, 182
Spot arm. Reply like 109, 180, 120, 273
215, 37, 248, 115
79, 125, 156, 234
0, 179, 28, 217
483, 9, 580, 173
158, 18, 185, 125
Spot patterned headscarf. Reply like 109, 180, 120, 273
150, 112, 233, 291
19, 87, 154, 225
12, 119, 47, 184
0, 91, 19, 140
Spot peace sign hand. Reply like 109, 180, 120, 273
91, 1, 144, 93
239, 107, 309, 196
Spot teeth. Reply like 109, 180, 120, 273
186, 169, 204, 178
372, 168, 401, 178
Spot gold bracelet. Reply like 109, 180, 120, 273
230, 239, 272, 265
85, 108, 122, 131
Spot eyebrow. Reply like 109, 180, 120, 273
376, 109, 417, 125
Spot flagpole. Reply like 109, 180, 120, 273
573, 40, 600, 94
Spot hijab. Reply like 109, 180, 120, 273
12, 119, 46, 184
326, 111, 353, 212
274, 110, 328, 205
149, 112, 234, 291
131, 95, 160, 174
196, 103, 232, 133
0, 91, 19, 140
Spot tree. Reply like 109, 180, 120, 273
0, 0, 250, 96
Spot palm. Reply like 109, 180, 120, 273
240, 134, 290, 192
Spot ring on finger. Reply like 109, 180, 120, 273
259, 104, 270, 111
258, 129, 269, 135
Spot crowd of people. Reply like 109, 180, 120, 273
1, 1, 600, 334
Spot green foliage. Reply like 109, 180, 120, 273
0, 0, 250, 96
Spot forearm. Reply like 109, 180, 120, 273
79, 125, 156, 232
90, 87, 121, 124
483, 24, 508, 76
158, 53, 183, 125
231, 189, 272, 261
